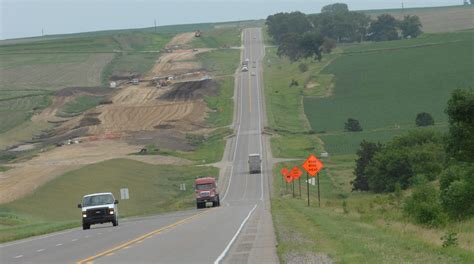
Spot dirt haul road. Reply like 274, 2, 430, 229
0, 33, 213, 204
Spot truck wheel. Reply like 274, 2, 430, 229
112, 218, 118, 226
82, 223, 90, 230
196, 202, 202, 209
217, 197, 221, 207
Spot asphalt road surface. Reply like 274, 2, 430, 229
0, 27, 278, 264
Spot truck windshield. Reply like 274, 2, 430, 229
83, 195, 114, 207
196, 183, 213, 190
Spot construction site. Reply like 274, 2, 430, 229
0, 32, 227, 203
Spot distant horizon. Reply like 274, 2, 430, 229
0, 0, 465, 40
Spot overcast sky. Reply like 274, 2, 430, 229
0, 0, 462, 39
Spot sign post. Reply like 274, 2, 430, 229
284, 173, 293, 195
280, 168, 289, 195
289, 166, 303, 199
302, 154, 324, 207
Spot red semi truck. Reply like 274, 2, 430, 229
195, 177, 220, 209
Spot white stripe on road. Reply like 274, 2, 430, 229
36, 248, 45, 252
55, 243, 62, 246
0, 229, 75, 248
13, 255, 23, 258
214, 204, 258, 264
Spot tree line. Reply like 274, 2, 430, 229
266, 3, 423, 61
352, 88, 474, 226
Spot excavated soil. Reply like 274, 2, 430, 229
0, 32, 218, 203
160, 79, 218, 101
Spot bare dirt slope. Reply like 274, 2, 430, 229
0, 141, 190, 204
0, 32, 216, 203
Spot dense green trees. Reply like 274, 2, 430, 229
266, 3, 423, 62
399, 15, 423, 38
415, 112, 434, 126
351, 89, 474, 224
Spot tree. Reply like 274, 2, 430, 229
445, 89, 474, 162
440, 164, 474, 219
399, 15, 423, 38
404, 184, 446, 227
368, 14, 399, 41
365, 130, 444, 192
415, 112, 434, 126
352, 140, 383, 191
321, 3, 349, 14
266, 12, 312, 44
344, 118, 362, 132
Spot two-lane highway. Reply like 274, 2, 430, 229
0, 28, 278, 264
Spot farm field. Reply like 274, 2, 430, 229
0, 159, 217, 242
304, 30, 473, 155
363, 5, 474, 33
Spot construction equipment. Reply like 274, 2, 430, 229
194, 30, 202, 37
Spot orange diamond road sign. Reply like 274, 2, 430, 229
290, 166, 303, 180
302, 154, 324, 177
285, 174, 293, 183
280, 168, 289, 176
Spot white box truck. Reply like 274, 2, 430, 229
248, 154, 261, 174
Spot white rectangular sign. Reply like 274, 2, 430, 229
120, 188, 129, 200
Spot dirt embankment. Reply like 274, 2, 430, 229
0, 32, 221, 203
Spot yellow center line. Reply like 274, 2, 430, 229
76, 209, 214, 264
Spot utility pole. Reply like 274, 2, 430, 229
42, 28, 44, 37
154, 19, 157, 33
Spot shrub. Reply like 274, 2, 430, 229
440, 164, 474, 219
344, 118, 362, 132
298, 63, 308, 73
415, 112, 434, 126
403, 184, 446, 227
441, 232, 458, 248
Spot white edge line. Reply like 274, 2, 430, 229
255, 29, 265, 202
0, 229, 75, 248
214, 203, 258, 264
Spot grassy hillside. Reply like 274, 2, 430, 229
304, 30, 473, 155
272, 160, 474, 263
0, 159, 217, 242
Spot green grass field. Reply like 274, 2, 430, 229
304, 31, 473, 155
263, 47, 337, 158
0, 158, 217, 242
272, 160, 474, 263
56, 95, 104, 117
191, 27, 242, 48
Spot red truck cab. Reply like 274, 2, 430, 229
195, 177, 220, 209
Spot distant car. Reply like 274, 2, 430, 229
192, 48, 199, 52
131, 78, 139, 85
78, 192, 119, 230
248, 154, 262, 173
242, 66, 249, 72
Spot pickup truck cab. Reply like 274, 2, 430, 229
78, 192, 119, 230
195, 177, 220, 209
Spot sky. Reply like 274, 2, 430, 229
0, 0, 463, 40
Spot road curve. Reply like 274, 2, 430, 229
0, 27, 278, 264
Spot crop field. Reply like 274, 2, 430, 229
304, 31, 473, 155
0, 158, 217, 242
364, 5, 474, 33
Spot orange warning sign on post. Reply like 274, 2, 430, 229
280, 168, 289, 176
290, 166, 303, 180
285, 174, 293, 183
302, 154, 324, 177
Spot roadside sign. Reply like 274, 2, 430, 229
306, 177, 316, 186
290, 166, 303, 180
302, 154, 324, 177
120, 188, 129, 200
285, 174, 293, 183
280, 168, 289, 176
